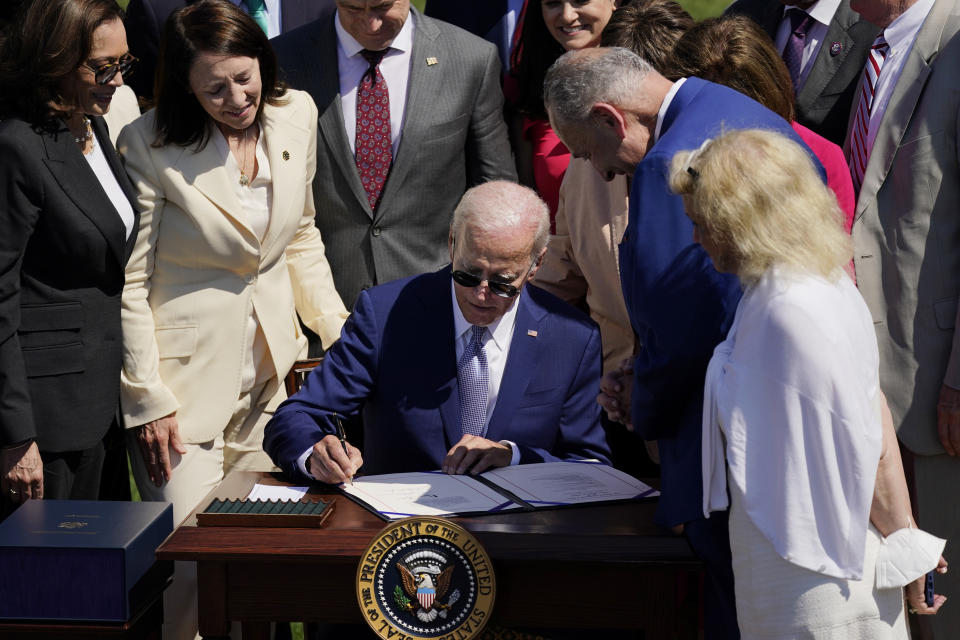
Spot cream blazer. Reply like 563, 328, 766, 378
534, 157, 633, 375
117, 90, 348, 443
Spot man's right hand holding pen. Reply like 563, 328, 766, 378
306, 434, 363, 485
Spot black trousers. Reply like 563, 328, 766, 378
41, 440, 105, 500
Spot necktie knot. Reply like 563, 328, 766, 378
872, 34, 890, 56
787, 8, 813, 37
469, 324, 485, 349
360, 48, 388, 84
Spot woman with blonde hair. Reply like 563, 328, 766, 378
671, 128, 946, 638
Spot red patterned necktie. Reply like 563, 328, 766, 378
848, 34, 890, 194
355, 48, 392, 211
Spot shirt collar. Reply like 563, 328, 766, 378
783, 0, 841, 27
654, 77, 685, 144
334, 8, 415, 59
450, 278, 521, 351
883, 0, 935, 52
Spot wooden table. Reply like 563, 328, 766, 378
158, 471, 702, 639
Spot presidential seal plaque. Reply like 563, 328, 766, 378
356, 516, 496, 640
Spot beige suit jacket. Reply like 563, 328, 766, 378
534, 158, 634, 375
850, 0, 960, 455
117, 90, 348, 443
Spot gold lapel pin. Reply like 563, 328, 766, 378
527, 329, 538, 337
282, 150, 290, 161
426, 57, 438, 66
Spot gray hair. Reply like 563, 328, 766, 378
451, 181, 550, 262
543, 47, 655, 127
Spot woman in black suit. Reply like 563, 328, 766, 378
0, 0, 139, 506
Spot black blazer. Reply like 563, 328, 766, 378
725, 0, 876, 146
123, 0, 337, 99
0, 116, 139, 453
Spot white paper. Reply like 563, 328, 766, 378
480, 461, 658, 507
340, 472, 520, 520
247, 483, 309, 501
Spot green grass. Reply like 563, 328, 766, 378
678, 0, 730, 20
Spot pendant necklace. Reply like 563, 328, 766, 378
238, 126, 251, 187
74, 116, 95, 152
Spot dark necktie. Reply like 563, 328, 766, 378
458, 325, 489, 437
355, 49, 392, 211
782, 8, 814, 93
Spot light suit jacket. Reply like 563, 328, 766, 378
848, 0, 960, 455
272, 8, 517, 308
533, 158, 634, 375
117, 90, 348, 443
726, 0, 876, 146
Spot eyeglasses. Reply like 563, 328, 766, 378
451, 269, 525, 298
81, 54, 138, 85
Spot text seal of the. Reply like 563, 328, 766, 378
356, 516, 496, 640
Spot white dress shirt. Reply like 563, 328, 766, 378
231, 0, 282, 38
335, 10, 415, 157
774, 0, 841, 92
654, 77, 686, 144
865, 0, 935, 155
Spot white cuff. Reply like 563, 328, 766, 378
875, 527, 946, 589
498, 440, 520, 466
296, 446, 314, 479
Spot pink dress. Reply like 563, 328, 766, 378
793, 122, 857, 280
792, 122, 855, 233
523, 117, 570, 232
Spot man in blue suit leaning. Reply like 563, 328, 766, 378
544, 47, 823, 639
264, 180, 610, 484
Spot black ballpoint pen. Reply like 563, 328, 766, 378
333, 413, 353, 485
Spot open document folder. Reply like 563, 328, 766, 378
338, 461, 659, 521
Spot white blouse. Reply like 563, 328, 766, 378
213, 128, 273, 394
702, 267, 882, 579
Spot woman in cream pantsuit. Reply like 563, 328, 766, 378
119, 2, 347, 513
117, 2, 348, 636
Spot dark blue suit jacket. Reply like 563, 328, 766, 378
264, 268, 610, 481
621, 77, 824, 527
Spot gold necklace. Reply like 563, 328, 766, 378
238, 126, 251, 187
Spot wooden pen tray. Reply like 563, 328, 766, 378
196, 497, 335, 528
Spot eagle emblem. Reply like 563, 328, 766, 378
394, 550, 460, 622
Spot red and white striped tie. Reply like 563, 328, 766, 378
848, 34, 889, 194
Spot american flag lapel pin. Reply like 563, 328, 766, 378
527, 329, 538, 337
426, 57, 438, 66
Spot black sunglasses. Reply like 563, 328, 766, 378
451, 269, 523, 298
82, 54, 138, 85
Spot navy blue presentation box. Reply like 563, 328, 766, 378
0, 500, 173, 622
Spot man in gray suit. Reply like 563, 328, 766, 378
725, 0, 875, 145
846, 0, 960, 635
272, 0, 517, 310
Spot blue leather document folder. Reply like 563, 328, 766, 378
0, 500, 173, 621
